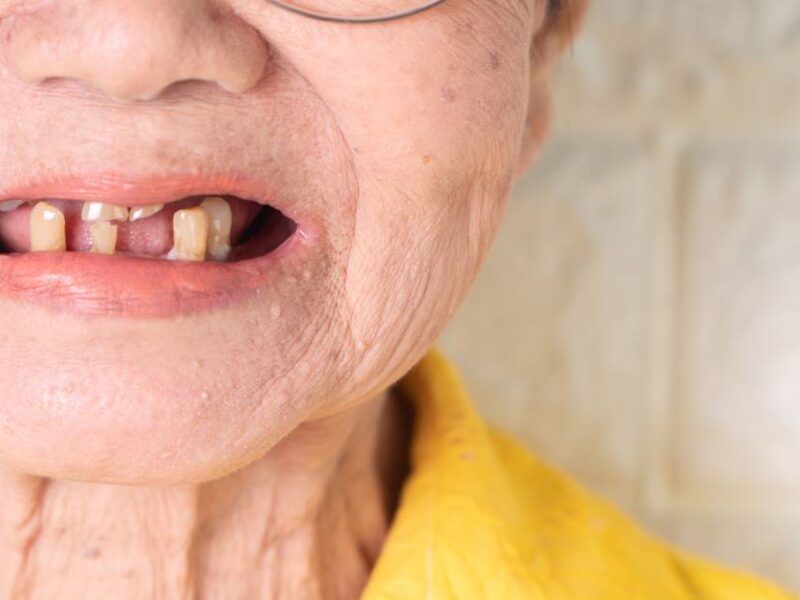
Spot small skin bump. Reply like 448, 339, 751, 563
441, 86, 457, 103
488, 51, 501, 71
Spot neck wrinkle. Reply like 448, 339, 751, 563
0, 392, 398, 600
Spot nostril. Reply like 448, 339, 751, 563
0, 0, 270, 102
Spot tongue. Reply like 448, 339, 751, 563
0, 196, 262, 256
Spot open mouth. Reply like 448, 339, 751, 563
0, 180, 311, 318
0, 195, 297, 262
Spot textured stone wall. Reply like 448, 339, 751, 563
441, 0, 800, 590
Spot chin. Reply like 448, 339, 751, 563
0, 243, 360, 485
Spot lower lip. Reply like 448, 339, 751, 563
0, 234, 305, 318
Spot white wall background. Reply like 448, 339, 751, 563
441, 0, 800, 590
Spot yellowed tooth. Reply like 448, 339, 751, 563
30, 202, 66, 252
168, 207, 208, 261
89, 222, 118, 255
200, 197, 232, 261
81, 202, 128, 222
129, 204, 165, 222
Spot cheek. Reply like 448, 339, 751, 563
340, 156, 513, 387
327, 31, 529, 382
244, 8, 532, 387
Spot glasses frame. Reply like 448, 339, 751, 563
264, 0, 446, 23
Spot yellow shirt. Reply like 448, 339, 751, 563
363, 350, 796, 599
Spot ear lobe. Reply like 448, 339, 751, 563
514, 0, 590, 178
514, 78, 552, 180
533, 0, 591, 66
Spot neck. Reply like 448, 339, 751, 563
0, 392, 411, 600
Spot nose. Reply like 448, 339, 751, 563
1, 0, 269, 101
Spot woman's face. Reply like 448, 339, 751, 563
0, 0, 564, 483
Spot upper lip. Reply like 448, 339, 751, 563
0, 172, 279, 209
0, 170, 311, 237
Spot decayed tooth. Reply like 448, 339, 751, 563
89, 222, 118, 255
168, 207, 208, 261
30, 202, 66, 252
200, 197, 232, 261
129, 204, 165, 222
0, 200, 24, 213
81, 202, 129, 222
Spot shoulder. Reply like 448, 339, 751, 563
366, 349, 796, 600
487, 427, 795, 599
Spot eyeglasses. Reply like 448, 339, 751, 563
265, 0, 447, 23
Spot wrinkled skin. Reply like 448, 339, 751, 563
0, 0, 586, 597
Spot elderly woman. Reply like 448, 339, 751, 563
0, 0, 794, 598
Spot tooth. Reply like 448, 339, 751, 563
89, 222, 118, 255
200, 197, 232, 261
0, 200, 24, 212
129, 204, 165, 222
168, 208, 208, 261
81, 202, 128, 222
30, 202, 66, 252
